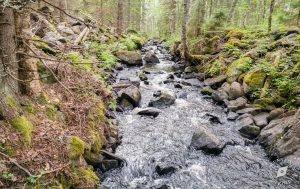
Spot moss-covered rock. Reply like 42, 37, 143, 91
115, 50, 142, 66
226, 57, 253, 83
10, 116, 33, 147
201, 86, 215, 95
73, 167, 100, 188
243, 68, 266, 93
37, 92, 49, 105
138, 72, 148, 81
68, 136, 86, 160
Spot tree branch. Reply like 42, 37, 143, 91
0, 151, 32, 176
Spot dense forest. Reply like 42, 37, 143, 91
0, 0, 300, 188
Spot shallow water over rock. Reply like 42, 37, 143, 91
102, 44, 300, 189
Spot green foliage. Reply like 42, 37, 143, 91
109, 100, 117, 111
27, 174, 43, 185
1, 172, 17, 183
98, 51, 118, 71
273, 76, 297, 97
120, 38, 137, 51
10, 116, 33, 147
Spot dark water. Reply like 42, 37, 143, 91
102, 44, 300, 189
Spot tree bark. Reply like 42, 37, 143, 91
170, 0, 177, 34
262, 0, 267, 20
0, 7, 19, 94
268, 0, 276, 32
181, 0, 190, 60
297, 7, 300, 26
15, 10, 42, 97
227, 0, 238, 23
117, 0, 124, 34
127, 0, 131, 29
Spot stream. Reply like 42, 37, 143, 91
102, 41, 300, 189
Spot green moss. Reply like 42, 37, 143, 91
88, 101, 107, 129
130, 35, 144, 49
10, 116, 33, 147
226, 29, 244, 39
69, 136, 86, 160
65, 52, 82, 62
0, 144, 15, 156
201, 87, 215, 95
90, 134, 103, 154
73, 59, 94, 71
37, 61, 57, 84
37, 92, 49, 105
244, 69, 266, 91
24, 103, 36, 114
138, 72, 148, 81
73, 167, 99, 188
5, 96, 18, 108
46, 104, 58, 120
226, 57, 253, 83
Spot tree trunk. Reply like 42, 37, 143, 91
262, 0, 267, 20
182, 0, 190, 60
170, 0, 177, 34
297, 7, 300, 26
268, 0, 276, 32
227, 0, 238, 23
209, 0, 213, 18
0, 7, 19, 94
127, 0, 131, 29
59, 0, 67, 22
117, 0, 124, 34
15, 10, 42, 97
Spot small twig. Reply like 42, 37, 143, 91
23, 41, 73, 95
0, 151, 32, 176
42, 163, 71, 175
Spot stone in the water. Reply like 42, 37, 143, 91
190, 126, 224, 154
203, 75, 227, 89
227, 97, 247, 112
135, 108, 161, 118
155, 163, 177, 176
206, 113, 222, 124
201, 86, 215, 95
153, 90, 162, 97
236, 107, 261, 116
237, 116, 254, 127
102, 160, 119, 172
211, 90, 228, 102
253, 112, 269, 128
149, 92, 176, 108
174, 83, 183, 89
118, 85, 141, 107
115, 63, 124, 71
239, 125, 261, 139
227, 112, 239, 121
144, 51, 160, 64
115, 50, 143, 66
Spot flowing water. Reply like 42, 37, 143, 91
102, 42, 300, 189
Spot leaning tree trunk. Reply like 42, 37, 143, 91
0, 7, 19, 94
227, 0, 238, 23
117, 0, 124, 35
268, 0, 276, 32
181, 0, 190, 60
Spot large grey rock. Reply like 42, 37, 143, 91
227, 112, 239, 121
228, 82, 244, 100
201, 86, 215, 95
115, 51, 143, 66
220, 82, 231, 94
259, 109, 300, 168
203, 75, 227, 89
237, 116, 254, 127
236, 107, 262, 116
144, 51, 160, 64
190, 125, 224, 154
43, 32, 64, 49
134, 108, 161, 118
267, 108, 284, 121
239, 125, 261, 139
253, 112, 269, 128
57, 22, 74, 37
149, 92, 176, 108
118, 85, 141, 107
211, 90, 228, 102
226, 97, 247, 112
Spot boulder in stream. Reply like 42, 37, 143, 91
144, 51, 160, 64
115, 50, 143, 66
211, 89, 228, 103
203, 75, 227, 89
134, 107, 161, 118
118, 85, 141, 107
149, 92, 176, 108
190, 125, 224, 155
